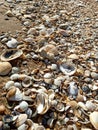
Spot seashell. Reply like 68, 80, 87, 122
44, 78, 53, 84
18, 124, 28, 130
91, 72, 98, 80
10, 74, 27, 81
3, 115, 13, 123
54, 78, 62, 86
1, 49, 23, 62
26, 119, 34, 127
39, 44, 58, 60
0, 105, 6, 114
25, 108, 32, 118
8, 88, 23, 101
66, 101, 78, 109
19, 101, 28, 112
78, 102, 88, 111
33, 124, 45, 130
11, 67, 20, 74
89, 111, 98, 129
44, 73, 53, 79
0, 121, 3, 128
6, 87, 17, 99
47, 118, 55, 128
4, 81, 14, 90
5, 38, 18, 48
60, 62, 77, 76
50, 64, 58, 70
15, 114, 27, 127
68, 54, 79, 60
36, 93, 50, 115
22, 76, 32, 88
81, 128, 92, 130
14, 82, 22, 89
55, 102, 65, 112
0, 62, 12, 76
85, 101, 96, 111
68, 82, 78, 98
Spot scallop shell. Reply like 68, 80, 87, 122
1, 49, 23, 62
16, 114, 27, 127
0, 62, 12, 76
60, 62, 77, 76
89, 111, 98, 129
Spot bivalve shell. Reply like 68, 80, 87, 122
1, 49, 23, 62
16, 114, 27, 127
89, 111, 98, 129
0, 62, 12, 76
60, 62, 77, 76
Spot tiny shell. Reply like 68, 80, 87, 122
0, 62, 12, 76
86, 101, 96, 111
78, 102, 87, 111
68, 54, 79, 59
55, 102, 65, 112
1, 49, 23, 62
16, 114, 27, 127
22, 76, 32, 88
18, 124, 28, 130
5, 81, 14, 90
89, 111, 98, 129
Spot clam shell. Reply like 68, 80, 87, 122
0, 62, 12, 76
1, 49, 23, 62
60, 62, 77, 76
89, 111, 98, 129
5, 38, 18, 48
16, 114, 27, 127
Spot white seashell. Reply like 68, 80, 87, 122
68, 82, 78, 97
16, 114, 27, 127
86, 101, 96, 111
51, 64, 58, 70
60, 62, 77, 76
5, 38, 18, 48
78, 102, 87, 111
25, 108, 32, 118
10, 74, 19, 80
81, 128, 92, 130
44, 73, 53, 79
0, 62, 12, 76
18, 124, 28, 130
11, 67, 20, 74
18, 101, 28, 112
4, 81, 14, 90
89, 111, 98, 129
14, 82, 22, 89
54, 78, 62, 86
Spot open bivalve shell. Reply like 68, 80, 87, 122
60, 62, 77, 76
1, 49, 23, 62
89, 111, 98, 129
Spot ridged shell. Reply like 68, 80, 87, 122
0, 62, 12, 76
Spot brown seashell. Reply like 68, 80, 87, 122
66, 101, 78, 109
16, 114, 27, 127
0, 62, 12, 76
6, 87, 16, 99
0, 105, 6, 114
89, 111, 98, 129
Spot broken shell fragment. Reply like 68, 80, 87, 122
89, 111, 98, 129
1, 49, 23, 62
22, 76, 32, 88
14, 101, 28, 112
60, 62, 77, 75
0, 61, 12, 76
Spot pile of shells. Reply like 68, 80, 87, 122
0, 0, 98, 129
